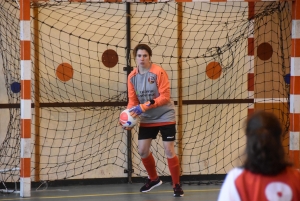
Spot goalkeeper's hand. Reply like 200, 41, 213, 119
119, 120, 133, 130
129, 105, 145, 118
129, 100, 154, 118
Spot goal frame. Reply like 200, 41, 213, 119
18, 0, 300, 197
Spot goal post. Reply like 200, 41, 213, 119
20, 0, 31, 197
289, 0, 300, 170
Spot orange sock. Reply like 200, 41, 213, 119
141, 152, 158, 181
167, 155, 180, 187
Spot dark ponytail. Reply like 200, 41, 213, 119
243, 111, 291, 175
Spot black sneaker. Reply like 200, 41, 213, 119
173, 184, 184, 197
140, 177, 162, 192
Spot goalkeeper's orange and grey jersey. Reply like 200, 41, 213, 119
127, 63, 175, 127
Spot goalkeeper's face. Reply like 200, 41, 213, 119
136, 49, 151, 69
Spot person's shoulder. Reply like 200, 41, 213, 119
150, 63, 168, 77
286, 166, 300, 176
228, 167, 244, 174
150, 63, 164, 71
226, 167, 245, 179
128, 68, 138, 78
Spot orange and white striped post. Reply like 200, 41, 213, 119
20, 0, 31, 197
247, 2, 255, 116
290, 0, 300, 169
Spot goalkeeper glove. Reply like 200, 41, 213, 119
129, 100, 155, 117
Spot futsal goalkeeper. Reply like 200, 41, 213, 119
122, 43, 184, 197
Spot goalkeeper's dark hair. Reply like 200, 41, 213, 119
243, 110, 292, 175
133, 44, 152, 58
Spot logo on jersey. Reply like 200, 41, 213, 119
148, 76, 155, 84
265, 182, 292, 201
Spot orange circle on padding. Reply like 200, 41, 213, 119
206, 62, 222, 80
56, 63, 74, 82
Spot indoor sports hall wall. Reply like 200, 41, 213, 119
0, 0, 291, 184
254, 2, 291, 153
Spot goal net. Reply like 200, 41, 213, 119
0, 0, 291, 184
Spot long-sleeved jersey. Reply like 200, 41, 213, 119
127, 63, 175, 126
217, 167, 300, 201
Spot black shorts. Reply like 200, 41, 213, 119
138, 124, 176, 142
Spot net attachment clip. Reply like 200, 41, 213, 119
123, 66, 133, 71
124, 169, 134, 173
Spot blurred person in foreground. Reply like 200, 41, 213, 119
218, 110, 300, 201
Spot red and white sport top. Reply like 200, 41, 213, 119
218, 167, 300, 201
